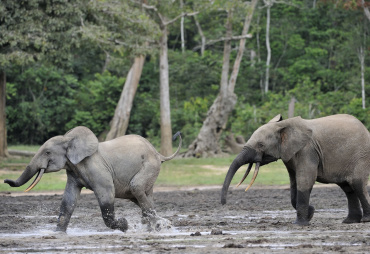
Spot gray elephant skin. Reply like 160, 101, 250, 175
4, 126, 182, 232
221, 114, 370, 226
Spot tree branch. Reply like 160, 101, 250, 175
138, 2, 158, 11
192, 34, 252, 51
163, 11, 199, 26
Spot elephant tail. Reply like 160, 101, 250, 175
160, 131, 182, 162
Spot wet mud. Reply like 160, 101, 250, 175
1, 185, 370, 253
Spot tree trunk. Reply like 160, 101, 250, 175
180, 0, 185, 53
224, 133, 245, 154
358, 46, 366, 109
362, 0, 370, 22
264, 2, 271, 93
184, 3, 257, 157
288, 96, 296, 118
159, 25, 173, 156
105, 55, 145, 140
220, 10, 233, 98
229, 0, 259, 92
0, 71, 9, 158
256, 13, 264, 94
184, 94, 237, 157
194, 16, 206, 56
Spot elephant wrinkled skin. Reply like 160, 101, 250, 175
221, 114, 370, 226
4, 126, 182, 232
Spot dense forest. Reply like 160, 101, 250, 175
1, 0, 369, 156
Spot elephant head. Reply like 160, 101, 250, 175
221, 114, 312, 204
4, 126, 98, 192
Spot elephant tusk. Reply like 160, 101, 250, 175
236, 163, 253, 188
24, 168, 45, 192
244, 162, 260, 192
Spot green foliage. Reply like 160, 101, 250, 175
340, 98, 370, 129
2, 0, 370, 149
0, 0, 81, 69
6, 65, 78, 144
66, 72, 125, 136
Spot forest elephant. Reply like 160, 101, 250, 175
221, 114, 370, 226
4, 126, 182, 232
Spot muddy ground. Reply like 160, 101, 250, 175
1, 185, 370, 253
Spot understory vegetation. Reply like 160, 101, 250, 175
3, 0, 370, 150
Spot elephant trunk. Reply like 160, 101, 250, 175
4, 166, 45, 192
221, 147, 257, 205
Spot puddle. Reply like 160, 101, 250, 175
5, 245, 135, 252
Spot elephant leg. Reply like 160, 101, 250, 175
129, 166, 160, 231
130, 182, 155, 217
130, 185, 157, 230
286, 163, 315, 224
294, 187, 315, 226
351, 179, 370, 222
288, 168, 297, 210
94, 186, 128, 232
129, 164, 158, 215
337, 182, 362, 223
56, 173, 82, 232
293, 155, 317, 226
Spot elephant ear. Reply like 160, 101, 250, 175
64, 126, 99, 165
268, 114, 283, 123
279, 118, 312, 162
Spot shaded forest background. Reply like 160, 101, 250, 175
1, 0, 370, 153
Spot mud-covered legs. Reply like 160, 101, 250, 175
95, 186, 128, 232
56, 174, 81, 232
338, 182, 362, 223
286, 159, 316, 226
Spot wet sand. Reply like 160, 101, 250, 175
1, 185, 370, 253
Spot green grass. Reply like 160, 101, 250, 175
0, 154, 290, 193
0, 170, 67, 192
8, 145, 40, 152
157, 156, 289, 187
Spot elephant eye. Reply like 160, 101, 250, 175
45, 151, 51, 156
257, 142, 264, 149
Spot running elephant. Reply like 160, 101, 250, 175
5, 126, 182, 232
221, 114, 370, 226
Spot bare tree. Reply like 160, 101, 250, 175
185, 0, 258, 157
261, 0, 298, 93
0, 71, 9, 157
106, 55, 145, 140
180, 0, 185, 53
139, 1, 198, 155
357, 46, 366, 109
194, 16, 206, 56
159, 23, 173, 156
264, 0, 272, 93
356, 2, 368, 109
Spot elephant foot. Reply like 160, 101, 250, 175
142, 210, 172, 232
293, 206, 314, 226
111, 218, 128, 232
293, 219, 310, 226
55, 226, 67, 233
343, 214, 362, 224
361, 215, 370, 223
308, 205, 315, 221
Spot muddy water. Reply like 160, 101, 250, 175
1, 185, 370, 253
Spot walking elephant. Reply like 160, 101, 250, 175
221, 114, 370, 226
4, 126, 182, 232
